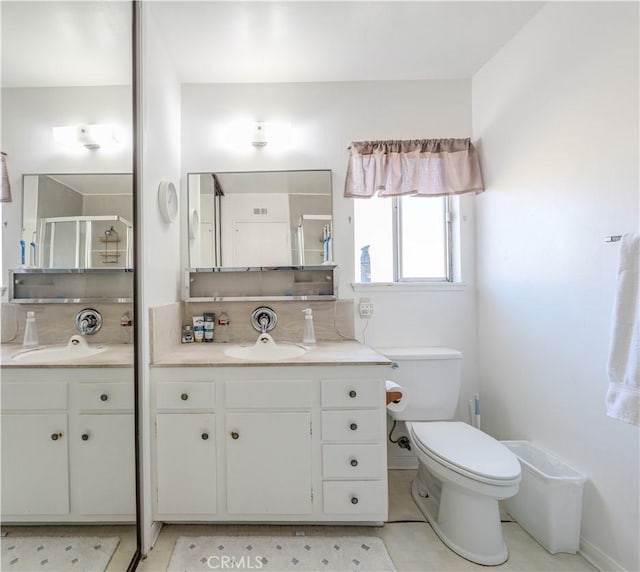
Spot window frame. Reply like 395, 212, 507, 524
393, 194, 453, 283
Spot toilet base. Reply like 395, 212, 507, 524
411, 471, 509, 566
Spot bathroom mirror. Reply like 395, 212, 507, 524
22, 173, 133, 268
188, 170, 332, 267
1, 0, 138, 568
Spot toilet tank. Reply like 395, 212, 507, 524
377, 347, 462, 421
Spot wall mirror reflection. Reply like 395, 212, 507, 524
23, 174, 133, 269
188, 170, 333, 268
1, 1, 138, 569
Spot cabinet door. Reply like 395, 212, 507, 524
156, 413, 217, 515
226, 412, 312, 514
1, 413, 69, 515
70, 414, 135, 516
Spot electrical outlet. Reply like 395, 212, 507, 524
359, 298, 374, 318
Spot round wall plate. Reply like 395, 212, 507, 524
158, 180, 178, 223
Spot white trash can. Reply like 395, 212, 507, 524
502, 440, 586, 554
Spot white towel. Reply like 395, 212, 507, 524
385, 380, 408, 413
606, 232, 640, 426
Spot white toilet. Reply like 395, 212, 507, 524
380, 347, 521, 566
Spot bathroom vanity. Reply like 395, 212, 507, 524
0, 346, 135, 523
151, 342, 390, 523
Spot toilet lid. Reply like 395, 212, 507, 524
410, 422, 521, 481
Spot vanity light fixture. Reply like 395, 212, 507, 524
52, 124, 120, 150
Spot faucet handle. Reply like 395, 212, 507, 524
75, 308, 102, 335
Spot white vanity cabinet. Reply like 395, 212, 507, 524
155, 381, 217, 515
0, 368, 135, 523
152, 365, 388, 523
225, 380, 314, 515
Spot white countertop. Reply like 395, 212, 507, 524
1, 343, 134, 368
1, 340, 390, 368
152, 340, 391, 367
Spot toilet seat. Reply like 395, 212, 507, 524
409, 421, 521, 485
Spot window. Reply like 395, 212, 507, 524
354, 195, 452, 283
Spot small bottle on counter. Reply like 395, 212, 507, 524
23, 311, 38, 348
203, 312, 215, 343
181, 324, 194, 343
120, 312, 132, 344
216, 311, 230, 343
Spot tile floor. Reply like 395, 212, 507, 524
138, 470, 596, 572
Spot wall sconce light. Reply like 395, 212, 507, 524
251, 122, 268, 147
52, 124, 120, 150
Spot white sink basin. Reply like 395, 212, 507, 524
225, 333, 307, 361
12, 335, 107, 364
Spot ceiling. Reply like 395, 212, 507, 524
47, 174, 133, 196
2, 1, 544, 87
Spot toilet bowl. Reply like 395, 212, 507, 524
407, 421, 521, 565
378, 347, 522, 565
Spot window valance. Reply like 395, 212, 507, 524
344, 138, 484, 198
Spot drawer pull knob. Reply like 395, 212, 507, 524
231, 432, 239, 440
50, 433, 62, 441
350, 459, 358, 467
181, 393, 189, 401
351, 497, 359, 505
349, 390, 357, 398
201, 432, 209, 440
81, 433, 89, 441
349, 423, 358, 431
100, 393, 109, 402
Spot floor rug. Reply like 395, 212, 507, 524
168, 536, 397, 572
1, 536, 119, 572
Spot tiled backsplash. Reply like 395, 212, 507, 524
1, 302, 134, 345
149, 300, 355, 359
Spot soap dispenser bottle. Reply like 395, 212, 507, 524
23, 311, 38, 348
302, 308, 316, 345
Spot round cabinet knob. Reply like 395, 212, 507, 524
180, 393, 189, 401
349, 423, 358, 431
350, 459, 358, 467
201, 432, 209, 441
349, 390, 357, 398
100, 393, 109, 402
230, 432, 239, 440
351, 497, 359, 505
50, 433, 61, 441
81, 434, 89, 441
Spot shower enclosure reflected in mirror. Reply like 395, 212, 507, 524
188, 170, 333, 268
22, 174, 133, 268
1, 1, 138, 570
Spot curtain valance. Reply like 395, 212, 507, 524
344, 138, 484, 198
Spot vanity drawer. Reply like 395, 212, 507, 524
73, 383, 133, 411
156, 382, 215, 411
322, 444, 386, 479
225, 380, 313, 409
2, 382, 67, 411
322, 481, 387, 515
321, 410, 383, 442
321, 379, 381, 408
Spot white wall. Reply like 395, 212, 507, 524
473, 3, 639, 570
137, 2, 183, 555
181, 80, 479, 423
0, 86, 132, 290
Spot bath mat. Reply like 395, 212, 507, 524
168, 536, 397, 572
1, 536, 119, 572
